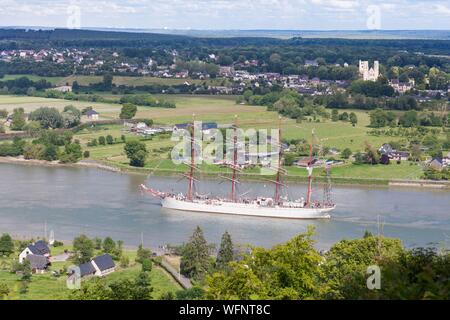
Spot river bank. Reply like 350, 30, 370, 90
1, 156, 449, 189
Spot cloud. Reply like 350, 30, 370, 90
0, 0, 448, 29
432, 4, 450, 16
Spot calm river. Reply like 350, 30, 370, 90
0, 163, 449, 250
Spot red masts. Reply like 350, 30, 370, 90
187, 118, 196, 201
231, 119, 238, 202
274, 123, 283, 204
305, 132, 314, 207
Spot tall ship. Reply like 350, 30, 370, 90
141, 118, 335, 219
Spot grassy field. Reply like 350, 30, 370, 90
0, 245, 181, 300
0, 94, 435, 182
2, 74, 65, 85
2, 74, 226, 87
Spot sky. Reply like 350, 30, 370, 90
0, 0, 449, 30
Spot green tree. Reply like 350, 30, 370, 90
72, 235, 94, 264
216, 231, 234, 270
349, 112, 358, 126
0, 234, 14, 256
94, 237, 102, 250
124, 140, 148, 167
120, 255, 129, 268
283, 153, 296, 166
103, 74, 113, 91
176, 287, 205, 300
29, 107, 63, 129
70, 278, 112, 300
23, 143, 45, 160
106, 135, 114, 145
377, 247, 450, 299
142, 258, 152, 272
136, 245, 152, 264
133, 271, 153, 300
331, 109, 339, 122
206, 227, 322, 300
40, 143, 57, 161
23, 121, 42, 137
364, 142, 380, 164
399, 110, 419, 127
10, 108, 26, 131
21, 259, 32, 281
119, 103, 137, 119
0, 282, 9, 299
59, 143, 82, 163
369, 109, 386, 128
320, 234, 404, 299
98, 136, 106, 145
62, 105, 81, 128
102, 237, 116, 254
180, 226, 211, 280
341, 148, 352, 159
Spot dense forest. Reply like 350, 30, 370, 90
1, 29, 449, 71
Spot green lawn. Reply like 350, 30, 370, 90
1, 93, 436, 182
2, 74, 225, 87
2, 74, 64, 85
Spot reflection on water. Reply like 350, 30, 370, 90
0, 163, 449, 249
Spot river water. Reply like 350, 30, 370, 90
0, 163, 449, 250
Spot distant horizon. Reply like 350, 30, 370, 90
0, 1, 449, 31
2, 26, 450, 32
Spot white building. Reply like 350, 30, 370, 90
19, 240, 51, 263
359, 60, 380, 81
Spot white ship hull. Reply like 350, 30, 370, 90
160, 197, 333, 219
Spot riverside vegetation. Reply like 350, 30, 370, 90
2, 227, 447, 300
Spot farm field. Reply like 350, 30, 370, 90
0, 94, 435, 182
2, 74, 225, 87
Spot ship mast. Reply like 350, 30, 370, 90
305, 130, 314, 207
231, 116, 238, 202
187, 115, 196, 201
274, 117, 283, 204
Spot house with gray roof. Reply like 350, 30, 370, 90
91, 254, 115, 277
75, 254, 116, 278
26, 255, 51, 274
19, 240, 51, 263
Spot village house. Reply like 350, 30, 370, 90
52, 85, 73, 93
26, 255, 51, 274
304, 59, 319, 67
389, 79, 415, 94
76, 254, 116, 278
219, 66, 235, 77
85, 109, 99, 121
429, 158, 443, 171
296, 157, 321, 168
379, 144, 410, 161
19, 240, 51, 263
91, 254, 116, 276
